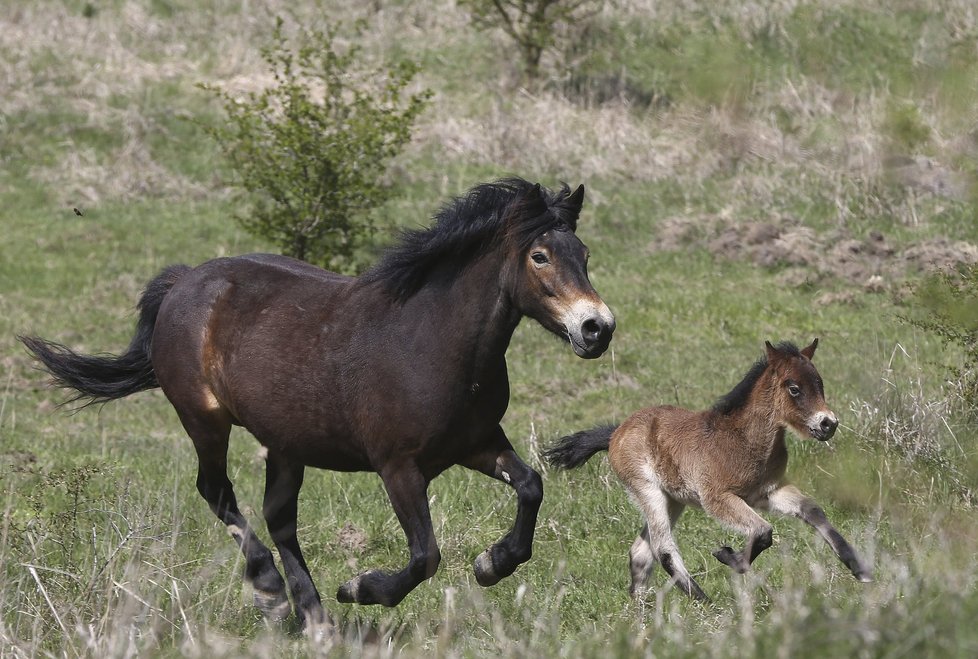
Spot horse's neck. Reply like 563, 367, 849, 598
729, 380, 788, 458
405, 252, 521, 371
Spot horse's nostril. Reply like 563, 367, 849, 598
820, 417, 838, 433
582, 318, 602, 344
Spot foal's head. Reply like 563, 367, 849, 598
765, 339, 838, 441
506, 183, 615, 359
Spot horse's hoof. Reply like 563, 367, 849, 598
336, 574, 362, 603
474, 549, 501, 587
302, 616, 334, 643
856, 571, 873, 583
254, 588, 291, 621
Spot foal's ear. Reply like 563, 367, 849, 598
764, 340, 779, 362
800, 338, 818, 360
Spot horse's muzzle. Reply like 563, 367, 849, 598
574, 315, 615, 359
809, 412, 838, 441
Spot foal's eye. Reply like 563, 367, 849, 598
787, 383, 801, 397
531, 252, 549, 265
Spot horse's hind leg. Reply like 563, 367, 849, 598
336, 463, 440, 606
631, 487, 707, 600
180, 411, 290, 620
628, 524, 655, 596
261, 452, 329, 629
764, 484, 872, 582
461, 430, 542, 587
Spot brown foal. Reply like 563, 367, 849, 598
545, 339, 871, 600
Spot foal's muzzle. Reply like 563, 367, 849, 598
809, 411, 839, 441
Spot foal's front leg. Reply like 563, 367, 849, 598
764, 484, 872, 582
702, 492, 774, 573
336, 463, 441, 606
462, 427, 543, 586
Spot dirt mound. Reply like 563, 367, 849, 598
653, 216, 978, 295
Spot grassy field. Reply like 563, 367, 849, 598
2, 0, 977, 656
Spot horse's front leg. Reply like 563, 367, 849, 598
764, 484, 872, 582
702, 492, 774, 573
336, 463, 440, 606
462, 427, 543, 586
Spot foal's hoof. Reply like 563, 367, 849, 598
474, 549, 502, 587
713, 546, 748, 573
855, 570, 873, 583
253, 588, 292, 621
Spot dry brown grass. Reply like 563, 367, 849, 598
5, 0, 975, 211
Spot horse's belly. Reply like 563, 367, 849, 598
246, 423, 373, 472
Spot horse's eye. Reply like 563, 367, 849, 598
531, 252, 549, 265
787, 383, 801, 397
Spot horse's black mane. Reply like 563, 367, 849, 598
712, 342, 801, 415
362, 178, 582, 301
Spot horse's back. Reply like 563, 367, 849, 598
152, 253, 354, 352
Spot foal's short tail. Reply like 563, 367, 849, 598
543, 424, 618, 469
19, 264, 191, 407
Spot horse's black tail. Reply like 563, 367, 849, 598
543, 424, 618, 469
19, 264, 192, 407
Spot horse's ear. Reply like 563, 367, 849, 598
522, 182, 549, 217
801, 338, 818, 360
765, 341, 778, 362
567, 184, 585, 213
551, 183, 585, 230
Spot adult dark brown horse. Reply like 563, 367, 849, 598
21, 178, 615, 629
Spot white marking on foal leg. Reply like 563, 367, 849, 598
628, 525, 655, 596
626, 473, 705, 598
765, 484, 872, 582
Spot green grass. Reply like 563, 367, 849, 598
2, 0, 977, 656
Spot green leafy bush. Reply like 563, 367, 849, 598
203, 19, 430, 272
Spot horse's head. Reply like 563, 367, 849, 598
766, 339, 838, 441
507, 183, 615, 359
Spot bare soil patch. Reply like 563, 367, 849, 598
652, 214, 978, 296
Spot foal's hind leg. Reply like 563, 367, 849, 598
629, 484, 707, 600
336, 463, 440, 606
262, 452, 329, 628
180, 411, 290, 620
462, 430, 542, 586
764, 484, 872, 582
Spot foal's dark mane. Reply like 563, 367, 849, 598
712, 342, 801, 415
363, 178, 582, 301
